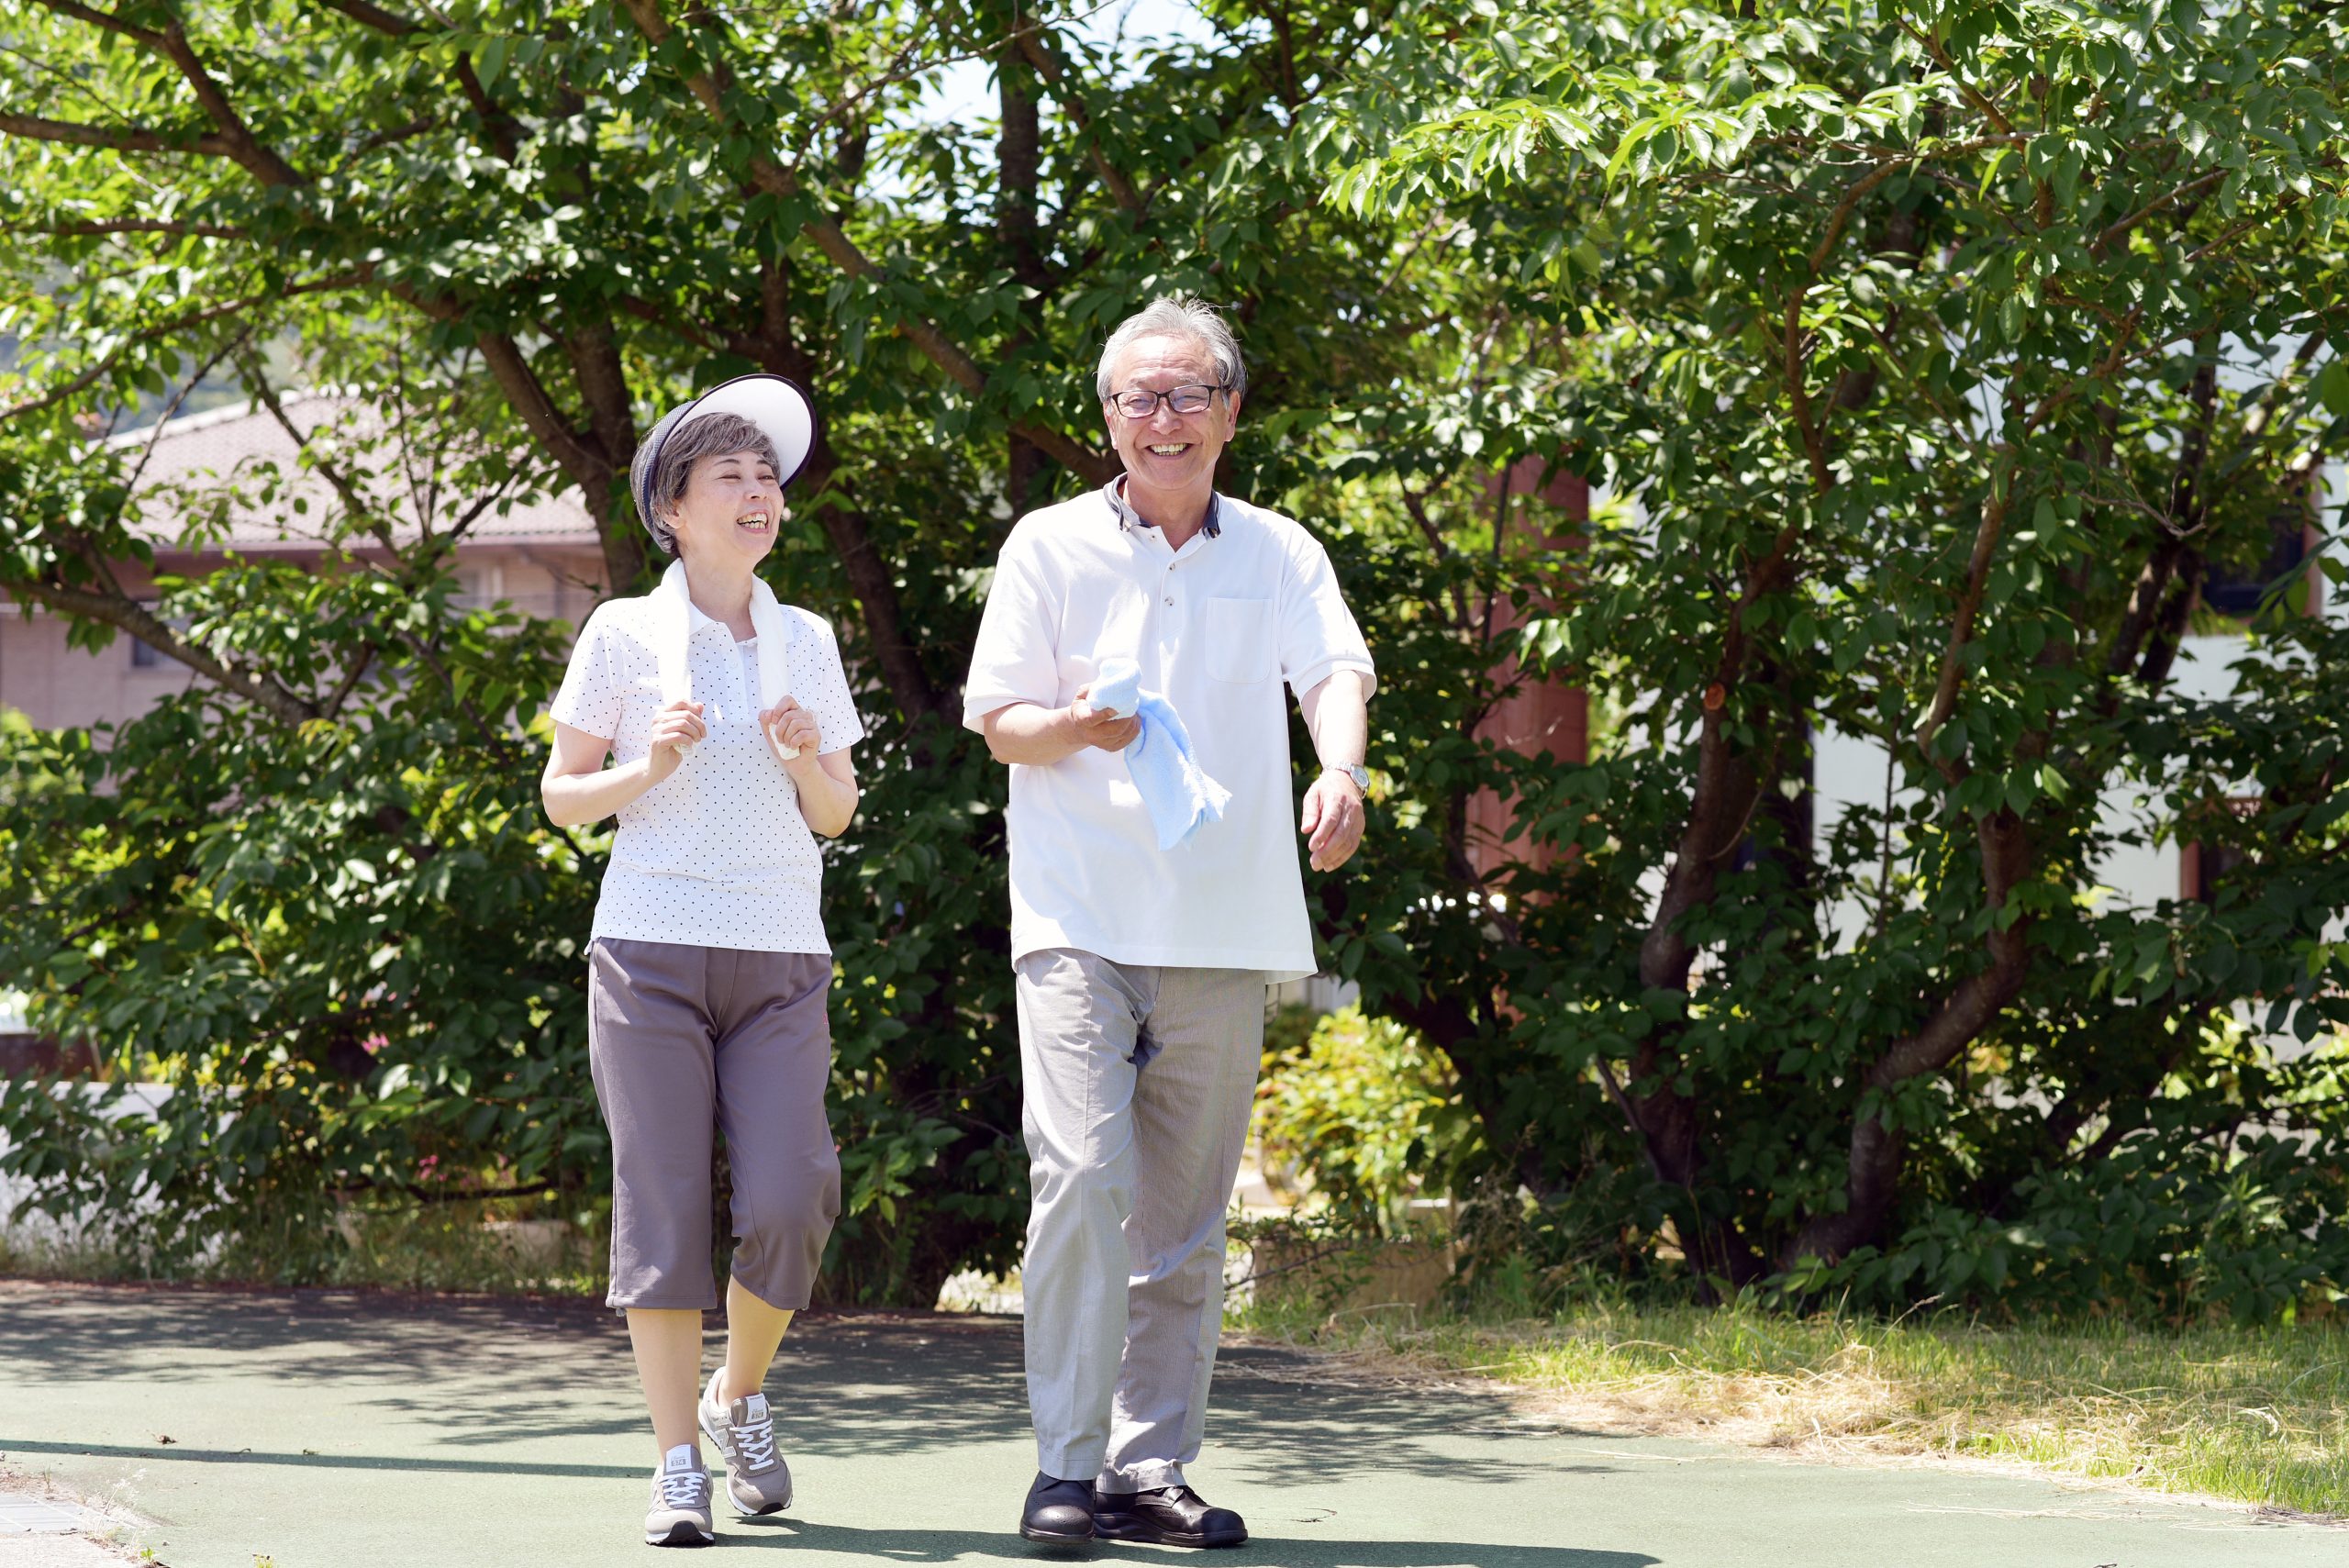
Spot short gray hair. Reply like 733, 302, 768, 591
1095, 295, 1247, 405
640, 411, 782, 558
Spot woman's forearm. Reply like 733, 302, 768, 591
546, 743, 856, 835
542, 755, 662, 828
787, 756, 860, 837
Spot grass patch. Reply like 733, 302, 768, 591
1233, 1292, 2349, 1518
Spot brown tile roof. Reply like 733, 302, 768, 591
106, 393, 600, 554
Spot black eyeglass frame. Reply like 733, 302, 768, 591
1102, 383, 1232, 418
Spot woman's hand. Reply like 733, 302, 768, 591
760, 697, 821, 767
644, 700, 707, 784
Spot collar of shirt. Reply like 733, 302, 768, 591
685, 598, 739, 640
1105, 475, 1221, 539
676, 595, 765, 728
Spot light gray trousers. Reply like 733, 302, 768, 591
1015, 948, 1266, 1493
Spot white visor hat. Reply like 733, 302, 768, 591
630, 373, 817, 556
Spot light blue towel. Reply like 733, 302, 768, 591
1090, 657, 1232, 850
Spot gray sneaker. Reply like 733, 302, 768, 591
698, 1372, 793, 1516
645, 1444, 714, 1547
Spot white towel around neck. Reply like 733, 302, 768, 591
651, 558, 798, 758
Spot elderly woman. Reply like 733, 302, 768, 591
540, 375, 863, 1548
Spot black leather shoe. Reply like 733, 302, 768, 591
1094, 1485, 1248, 1549
1019, 1473, 1098, 1546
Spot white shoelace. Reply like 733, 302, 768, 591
658, 1464, 709, 1509
732, 1408, 780, 1473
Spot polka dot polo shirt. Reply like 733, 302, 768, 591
551, 591, 866, 955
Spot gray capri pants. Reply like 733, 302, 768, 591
587, 937, 841, 1312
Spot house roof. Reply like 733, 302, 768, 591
106, 393, 601, 555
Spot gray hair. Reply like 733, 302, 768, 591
1095, 295, 1247, 405
640, 411, 783, 558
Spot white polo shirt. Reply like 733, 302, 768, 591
963, 482, 1375, 982
551, 592, 864, 954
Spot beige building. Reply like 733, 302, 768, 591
0, 394, 607, 734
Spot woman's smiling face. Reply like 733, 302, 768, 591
668, 449, 785, 567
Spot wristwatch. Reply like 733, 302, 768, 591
1329, 762, 1370, 791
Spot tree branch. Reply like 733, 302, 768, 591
618, 0, 1116, 484
1898, 19, 2016, 135
27, 0, 156, 44
235, 347, 398, 554
0, 110, 239, 159
25, 2, 309, 185
1783, 286, 1831, 492
308, 0, 412, 33
150, 16, 306, 185
398, 289, 611, 501
8, 217, 245, 239
561, 316, 650, 591
1014, 28, 1146, 217
8, 579, 319, 728
0, 272, 363, 423
308, 0, 522, 161
1911, 455, 2017, 769
2091, 167, 2226, 257
1783, 803, 2034, 1267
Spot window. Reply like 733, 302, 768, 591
129, 599, 177, 669
2181, 797, 2261, 906
2203, 508, 2319, 619
454, 562, 503, 611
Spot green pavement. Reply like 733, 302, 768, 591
0, 1281, 2336, 1568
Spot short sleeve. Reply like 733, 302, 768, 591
963, 525, 1061, 731
1277, 530, 1376, 699
551, 604, 627, 739
790, 610, 866, 755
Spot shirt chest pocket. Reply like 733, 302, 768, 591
1203, 597, 1275, 684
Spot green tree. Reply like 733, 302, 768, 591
1316, 0, 2349, 1313
0, 0, 1441, 1298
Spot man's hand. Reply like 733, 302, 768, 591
644, 700, 707, 784
759, 696, 821, 769
1300, 770, 1365, 872
1064, 685, 1142, 753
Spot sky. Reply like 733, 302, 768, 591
919, 0, 1231, 128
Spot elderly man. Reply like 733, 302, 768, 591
964, 295, 1375, 1549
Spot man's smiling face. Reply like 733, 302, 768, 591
1100, 333, 1241, 500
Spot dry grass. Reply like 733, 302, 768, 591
1238, 1298, 2349, 1520
0, 1460, 155, 1562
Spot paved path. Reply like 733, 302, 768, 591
0, 1281, 2336, 1568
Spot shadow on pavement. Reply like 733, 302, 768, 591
0, 1438, 648, 1480
0, 1284, 635, 1372
735, 1518, 1662, 1566
0, 1287, 1635, 1492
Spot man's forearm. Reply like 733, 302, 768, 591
1301, 670, 1369, 774
982, 702, 1086, 766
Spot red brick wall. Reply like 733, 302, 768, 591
1465, 459, 1588, 880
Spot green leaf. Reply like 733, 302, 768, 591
2318, 360, 2349, 418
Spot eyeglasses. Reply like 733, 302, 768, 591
1106, 384, 1228, 418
